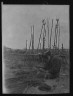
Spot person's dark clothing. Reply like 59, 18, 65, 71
44, 55, 62, 78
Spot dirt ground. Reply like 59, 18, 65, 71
25, 69, 69, 94
3, 49, 70, 94
4, 60, 70, 94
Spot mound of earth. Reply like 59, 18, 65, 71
38, 83, 52, 92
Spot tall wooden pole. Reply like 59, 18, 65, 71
58, 21, 60, 49
54, 25, 56, 49
29, 26, 32, 49
42, 20, 44, 50
50, 19, 53, 49
54, 24, 57, 49
31, 25, 33, 50
42, 19, 46, 51
56, 19, 59, 48
47, 18, 49, 48
56, 25, 58, 48
26, 40, 27, 50
31, 26, 33, 50
62, 43, 63, 51
32, 25, 34, 50
37, 25, 43, 49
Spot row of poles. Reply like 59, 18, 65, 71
25, 18, 63, 51
37, 18, 60, 50
29, 25, 34, 50
25, 25, 34, 50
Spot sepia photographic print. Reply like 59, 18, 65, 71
2, 4, 70, 94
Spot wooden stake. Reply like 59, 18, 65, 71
47, 18, 49, 48
50, 19, 53, 49
26, 40, 27, 50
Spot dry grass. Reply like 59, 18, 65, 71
3, 48, 70, 94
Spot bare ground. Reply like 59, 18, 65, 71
3, 49, 70, 94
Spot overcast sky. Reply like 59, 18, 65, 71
2, 5, 69, 49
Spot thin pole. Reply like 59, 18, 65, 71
58, 21, 60, 49
54, 25, 57, 48
56, 25, 58, 48
56, 19, 59, 48
26, 40, 27, 50
42, 19, 46, 51
50, 19, 53, 49
47, 18, 49, 48
62, 43, 63, 51
37, 26, 43, 49
29, 38, 32, 49
31, 26, 33, 50
43, 33, 45, 50
40, 42, 41, 49
29, 26, 32, 49
32, 25, 34, 50
54, 26, 56, 48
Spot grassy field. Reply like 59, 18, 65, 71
3, 47, 70, 94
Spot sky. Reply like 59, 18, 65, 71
2, 5, 69, 49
